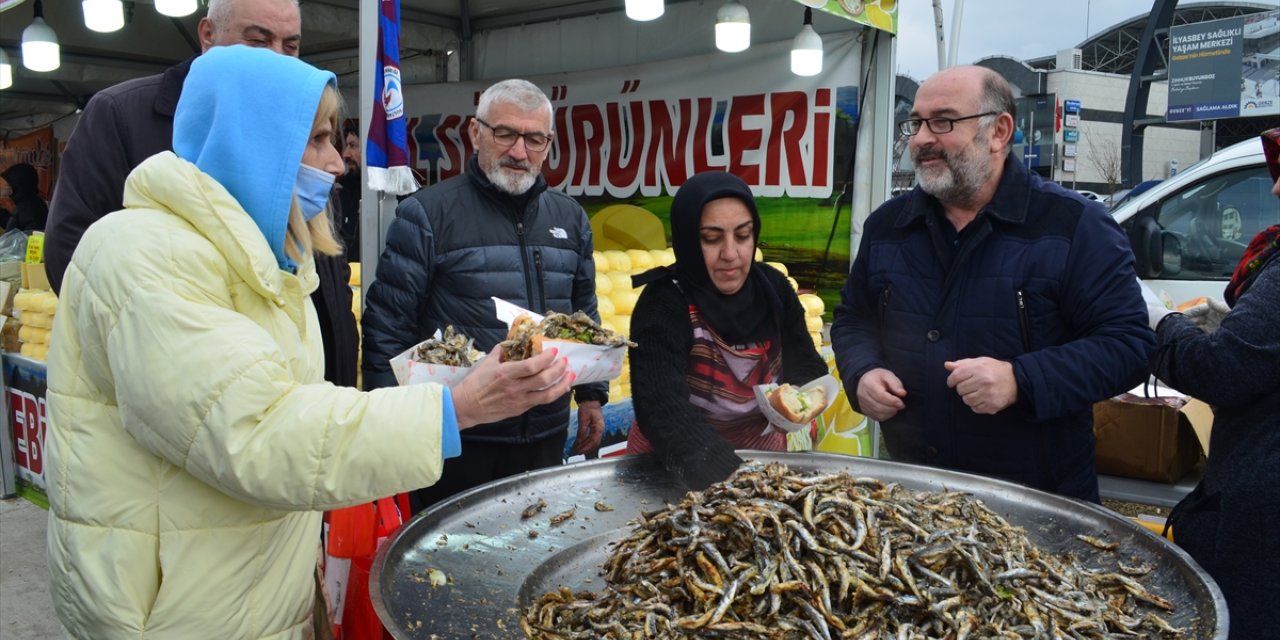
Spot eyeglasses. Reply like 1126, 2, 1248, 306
474, 117, 553, 152
898, 112, 999, 136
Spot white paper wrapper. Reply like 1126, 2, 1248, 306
492, 297, 628, 385
389, 330, 482, 388
754, 374, 840, 434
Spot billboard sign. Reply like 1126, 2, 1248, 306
1167, 10, 1280, 121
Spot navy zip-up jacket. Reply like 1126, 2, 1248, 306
831, 156, 1154, 501
362, 155, 606, 444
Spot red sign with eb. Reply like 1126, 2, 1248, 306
5, 355, 48, 492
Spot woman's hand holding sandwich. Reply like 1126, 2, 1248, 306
450, 345, 574, 429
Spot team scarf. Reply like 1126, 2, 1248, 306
365, 0, 419, 195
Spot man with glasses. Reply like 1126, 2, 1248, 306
830, 65, 1153, 502
362, 79, 606, 514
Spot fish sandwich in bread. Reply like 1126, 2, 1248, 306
768, 383, 828, 424
500, 311, 634, 361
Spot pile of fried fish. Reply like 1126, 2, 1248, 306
521, 462, 1186, 639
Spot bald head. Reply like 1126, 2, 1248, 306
908, 66, 1017, 209
199, 0, 302, 57
915, 66, 1016, 149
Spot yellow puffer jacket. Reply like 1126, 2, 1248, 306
45, 152, 450, 639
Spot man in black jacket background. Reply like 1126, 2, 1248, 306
44, 0, 358, 388
362, 79, 606, 514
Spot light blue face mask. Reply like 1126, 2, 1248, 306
295, 163, 336, 221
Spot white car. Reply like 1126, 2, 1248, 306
1076, 189, 1103, 201
1113, 137, 1276, 305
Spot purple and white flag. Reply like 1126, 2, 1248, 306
366, 0, 418, 195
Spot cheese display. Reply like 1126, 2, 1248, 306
12, 288, 57, 361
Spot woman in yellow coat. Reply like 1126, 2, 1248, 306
44, 46, 573, 638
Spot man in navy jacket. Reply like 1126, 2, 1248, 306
831, 66, 1154, 502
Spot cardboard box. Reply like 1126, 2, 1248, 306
1093, 395, 1209, 483
0, 280, 15, 316
21, 263, 50, 292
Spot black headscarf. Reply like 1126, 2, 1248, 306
634, 171, 781, 345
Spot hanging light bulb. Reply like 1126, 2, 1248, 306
22, 0, 60, 73
82, 0, 125, 33
791, 8, 823, 77
156, 0, 199, 18
0, 49, 13, 90
625, 0, 663, 22
715, 1, 750, 53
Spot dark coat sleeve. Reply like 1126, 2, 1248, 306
629, 278, 743, 490
361, 195, 435, 390
311, 253, 359, 388
1152, 259, 1280, 407
829, 213, 888, 413
1011, 209, 1156, 421
44, 90, 137, 294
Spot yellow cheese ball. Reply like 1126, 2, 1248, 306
595, 272, 614, 295
765, 261, 788, 276
754, 248, 764, 262
593, 250, 609, 272
799, 293, 825, 316
649, 249, 674, 267
605, 250, 631, 272
348, 262, 362, 286
805, 315, 823, 333
600, 318, 618, 334
612, 314, 632, 337
786, 277, 799, 291
626, 249, 655, 271
811, 332, 824, 349
609, 272, 633, 292
597, 295, 616, 318
611, 290, 639, 315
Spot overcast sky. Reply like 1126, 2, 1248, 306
892, 0, 1170, 81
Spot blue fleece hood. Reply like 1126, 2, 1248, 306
173, 45, 337, 270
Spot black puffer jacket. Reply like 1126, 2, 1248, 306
362, 155, 607, 443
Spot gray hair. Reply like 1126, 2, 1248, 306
976, 68, 1016, 149
477, 79, 553, 130
206, 0, 300, 29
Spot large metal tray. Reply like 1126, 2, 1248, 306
371, 452, 1227, 638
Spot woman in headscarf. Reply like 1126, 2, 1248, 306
625, 171, 828, 490
44, 45, 572, 638
1146, 128, 1280, 638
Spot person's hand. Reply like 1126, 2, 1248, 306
1181, 298, 1229, 332
944, 358, 1017, 415
1138, 279, 1173, 330
855, 368, 906, 422
571, 401, 604, 455
449, 345, 573, 429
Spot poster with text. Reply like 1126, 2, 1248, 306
1167, 10, 1280, 122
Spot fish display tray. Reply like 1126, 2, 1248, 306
371, 452, 1226, 638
